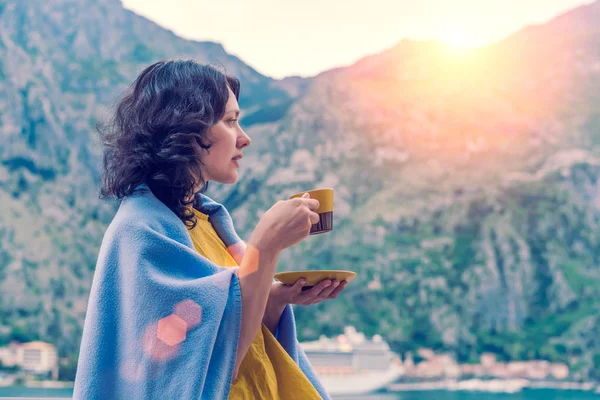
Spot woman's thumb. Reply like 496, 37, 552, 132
301, 192, 310, 198
294, 278, 307, 292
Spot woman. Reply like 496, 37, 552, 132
73, 60, 348, 399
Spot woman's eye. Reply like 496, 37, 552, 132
228, 119, 238, 126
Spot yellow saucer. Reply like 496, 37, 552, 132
274, 270, 357, 287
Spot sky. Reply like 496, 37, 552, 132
122, 0, 592, 79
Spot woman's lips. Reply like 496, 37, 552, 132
232, 155, 242, 168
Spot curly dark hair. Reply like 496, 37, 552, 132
99, 60, 240, 228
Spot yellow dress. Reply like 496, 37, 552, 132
188, 209, 322, 400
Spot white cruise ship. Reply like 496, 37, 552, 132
300, 326, 404, 396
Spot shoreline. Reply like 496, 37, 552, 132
387, 378, 599, 393
0, 382, 74, 389
24, 381, 74, 389
0, 381, 599, 399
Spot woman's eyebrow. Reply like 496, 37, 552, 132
226, 109, 240, 116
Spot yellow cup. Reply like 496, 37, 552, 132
290, 188, 334, 235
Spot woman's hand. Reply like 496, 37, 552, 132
248, 193, 320, 258
271, 278, 348, 306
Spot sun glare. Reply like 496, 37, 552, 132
444, 31, 479, 54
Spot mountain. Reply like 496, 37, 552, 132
2, 0, 600, 380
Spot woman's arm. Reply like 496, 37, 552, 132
262, 294, 289, 335
233, 243, 280, 380
232, 194, 320, 378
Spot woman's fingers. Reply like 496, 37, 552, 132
327, 280, 347, 299
308, 211, 320, 225
295, 279, 349, 305
306, 199, 320, 211
295, 193, 320, 226
298, 193, 320, 211
291, 277, 306, 294
297, 279, 333, 304
313, 280, 339, 303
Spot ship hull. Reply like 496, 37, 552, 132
317, 365, 404, 395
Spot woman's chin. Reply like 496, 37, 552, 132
214, 172, 238, 185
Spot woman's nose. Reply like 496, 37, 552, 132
238, 129, 251, 148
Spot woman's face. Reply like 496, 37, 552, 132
201, 87, 251, 184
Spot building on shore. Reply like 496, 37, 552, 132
0, 341, 59, 380
21, 341, 59, 380
402, 348, 570, 382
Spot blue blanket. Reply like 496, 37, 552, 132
74, 185, 330, 399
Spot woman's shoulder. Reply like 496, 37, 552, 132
105, 186, 190, 244
193, 193, 227, 215
194, 193, 241, 248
